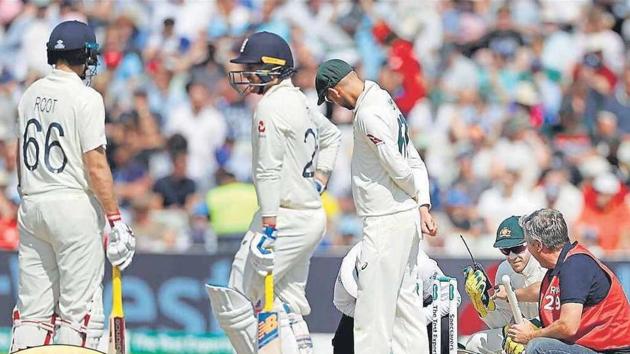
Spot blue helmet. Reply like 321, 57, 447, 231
46, 21, 99, 79
229, 31, 295, 95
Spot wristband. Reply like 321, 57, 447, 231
107, 212, 122, 227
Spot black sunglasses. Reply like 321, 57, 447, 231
499, 244, 527, 256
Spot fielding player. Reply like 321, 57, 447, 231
463, 216, 545, 354
316, 59, 437, 353
507, 209, 630, 354
331, 243, 461, 354
206, 32, 341, 354
10, 21, 135, 351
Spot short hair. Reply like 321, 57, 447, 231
519, 209, 569, 251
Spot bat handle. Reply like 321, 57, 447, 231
501, 275, 523, 324
112, 266, 124, 317
263, 273, 274, 312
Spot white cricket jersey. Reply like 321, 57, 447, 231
17, 69, 106, 196
483, 256, 546, 328
252, 79, 341, 217
351, 81, 431, 217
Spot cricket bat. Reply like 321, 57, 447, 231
257, 273, 281, 353
108, 266, 126, 354
501, 274, 523, 324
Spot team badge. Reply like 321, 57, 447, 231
258, 120, 266, 137
54, 40, 65, 49
499, 227, 511, 238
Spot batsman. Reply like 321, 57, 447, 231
463, 216, 545, 354
10, 21, 135, 351
206, 32, 341, 354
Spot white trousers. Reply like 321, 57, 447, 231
465, 327, 504, 354
354, 208, 428, 354
15, 190, 105, 343
229, 207, 326, 315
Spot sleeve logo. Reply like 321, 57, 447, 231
367, 134, 382, 145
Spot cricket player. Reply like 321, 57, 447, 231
331, 243, 461, 354
206, 32, 341, 354
316, 59, 437, 353
10, 21, 135, 351
463, 216, 545, 354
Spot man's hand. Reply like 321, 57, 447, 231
509, 320, 537, 344
248, 225, 277, 276
464, 266, 495, 318
106, 214, 136, 271
493, 284, 508, 301
420, 205, 437, 236
502, 325, 525, 354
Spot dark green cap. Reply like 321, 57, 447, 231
493, 216, 525, 249
316, 59, 353, 105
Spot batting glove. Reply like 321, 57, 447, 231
464, 266, 495, 318
248, 225, 277, 277
106, 213, 136, 271
313, 179, 325, 195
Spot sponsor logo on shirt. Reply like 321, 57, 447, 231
367, 134, 382, 145
258, 120, 266, 137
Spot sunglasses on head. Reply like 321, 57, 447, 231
499, 244, 527, 256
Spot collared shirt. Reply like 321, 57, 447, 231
17, 69, 106, 196
351, 80, 430, 217
252, 79, 341, 216
482, 255, 546, 328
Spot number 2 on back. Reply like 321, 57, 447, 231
302, 128, 318, 178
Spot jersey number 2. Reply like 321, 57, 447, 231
22, 119, 67, 173
302, 128, 318, 178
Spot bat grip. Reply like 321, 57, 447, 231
263, 273, 274, 312
112, 266, 124, 317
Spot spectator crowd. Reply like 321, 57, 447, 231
0, 0, 628, 258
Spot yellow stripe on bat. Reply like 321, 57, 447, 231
263, 273, 274, 312
112, 266, 124, 317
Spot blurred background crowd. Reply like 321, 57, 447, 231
0, 0, 628, 258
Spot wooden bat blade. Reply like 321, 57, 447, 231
257, 311, 281, 353
257, 273, 281, 353
108, 316, 126, 354
108, 266, 126, 354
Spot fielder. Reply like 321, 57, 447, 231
463, 216, 545, 354
316, 59, 437, 353
11, 21, 135, 351
331, 243, 461, 354
206, 32, 341, 354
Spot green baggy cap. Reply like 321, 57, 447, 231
315, 59, 353, 105
493, 216, 526, 249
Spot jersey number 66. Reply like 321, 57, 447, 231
22, 119, 68, 174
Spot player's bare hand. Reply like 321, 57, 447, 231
508, 321, 536, 344
420, 206, 437, 237
492, 284, 508, 301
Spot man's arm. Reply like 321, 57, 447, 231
357, 112, 417, 197
84, 146, 119, 215
534, 303, 583, 339
310, 108, 341, 187
253, 103, 285, 226
514, 282, 541, 303
407, 141, 430, 208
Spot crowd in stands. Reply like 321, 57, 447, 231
0, 0, 628, 258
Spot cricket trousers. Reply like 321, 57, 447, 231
13, 190, 105, 348
229, 207, 326, 315
354, 207, 428, 354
